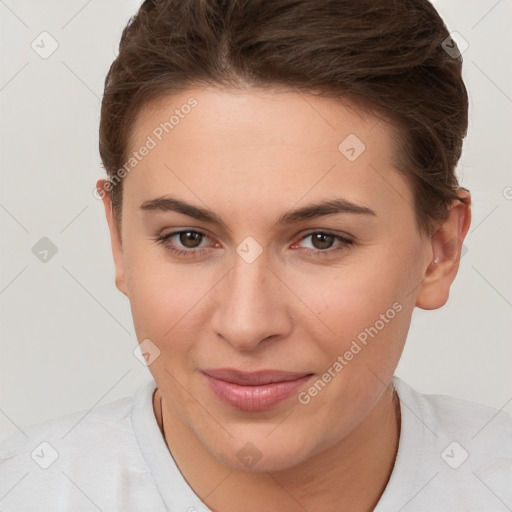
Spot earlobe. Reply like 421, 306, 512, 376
415, 189, 471, 310
96, 179, 129, 297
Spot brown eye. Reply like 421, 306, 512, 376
293, 231, 355, 257
154, 229, 213, 257
179, 231, 203, 248
310, 233, 335, 250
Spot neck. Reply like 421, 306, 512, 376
153, 384, 400, 512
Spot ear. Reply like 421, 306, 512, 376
415, 188, 471, 310
96, 179, 128, 297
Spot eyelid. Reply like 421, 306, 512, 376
158, 226, 216, 239
298, 229, 353, 242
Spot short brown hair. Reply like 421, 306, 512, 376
99, 0, 470, 237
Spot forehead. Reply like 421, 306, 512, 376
123, 86, 414, 230
131, 85, 395, 153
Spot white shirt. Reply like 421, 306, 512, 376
1, 376, 511, 511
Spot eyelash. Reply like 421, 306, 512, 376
153, 229, 354, 258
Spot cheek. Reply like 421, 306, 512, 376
123, 244, 212, 342
297, 262, 400, 325
289, 251, 415, 362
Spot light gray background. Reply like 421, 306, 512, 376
1, 0, 511, 440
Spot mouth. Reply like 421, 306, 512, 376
201, 368, 315, 411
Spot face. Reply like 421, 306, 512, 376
99, 86, 448, 472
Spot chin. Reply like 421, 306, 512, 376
206, 434, 316, 473
219, 451, 307, 474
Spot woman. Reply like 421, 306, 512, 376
1, 0, 511, 510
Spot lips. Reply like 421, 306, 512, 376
201, 368, 314, 411
202, 368, 312, 385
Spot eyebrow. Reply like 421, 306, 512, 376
140, 195, 376, 230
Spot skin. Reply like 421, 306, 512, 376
97, 86, 471, 512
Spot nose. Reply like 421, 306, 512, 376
210, 248, 293, 351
